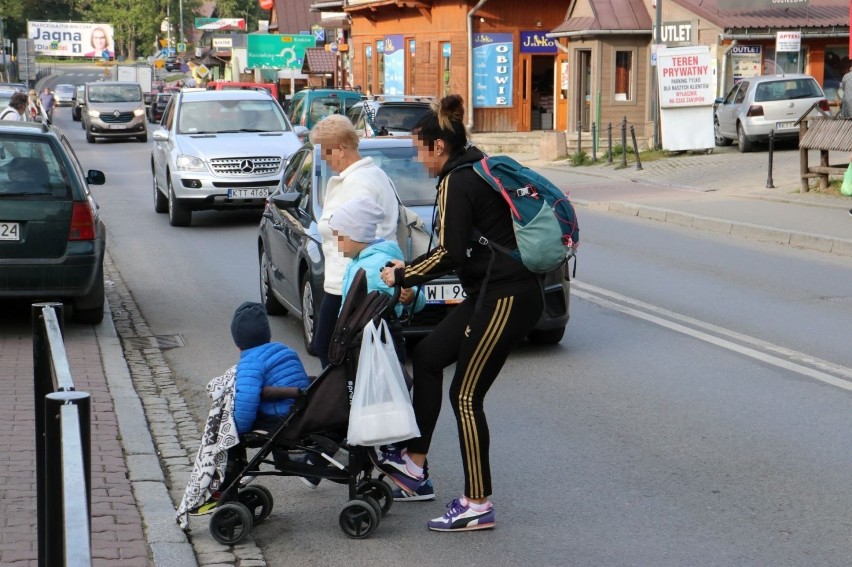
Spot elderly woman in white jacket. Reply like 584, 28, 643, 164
310, 114, 399, 367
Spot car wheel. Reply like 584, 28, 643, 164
167, 177, 192, 227
73, 266, 105, 324
300, 274, 318, 355
259, 245, 287, 315
138, 132, 147, 143
526, 326, 565, 345
153, 172, 168, 213
737, 123, 754, 153
714, 118, 732, 147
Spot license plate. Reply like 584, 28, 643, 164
0, 222, 20, 241
775, 121, 796, 130
424, 283, 466, 304
228, 188, 269, 199
108, 124, 127, 129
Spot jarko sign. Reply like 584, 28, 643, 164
657, 47, 714, 108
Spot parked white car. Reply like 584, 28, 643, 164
151, 89, 307, 226
714, 74, 829, 152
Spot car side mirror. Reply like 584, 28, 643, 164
152, 129, 169, 142
272, 192, 301, 211
715, 97, 724, 105
293, 125, 309, 141
87, 170, 106, 185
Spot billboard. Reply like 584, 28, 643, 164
247, 34, 315, 69
28, 21, 115, 58
472, 33, 513, 108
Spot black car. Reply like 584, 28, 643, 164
71, 84, 85, 121
257, 137, 571, 353
346, 95, 434, 137
164, 57, 182, 72
147, 92, 172, 123
0, 121, 107, 323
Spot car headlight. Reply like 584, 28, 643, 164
87, 109, 100, 117
175, 154, 206, 171
133, 108, 145, 117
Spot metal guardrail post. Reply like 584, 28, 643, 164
766, 129, 776, 188
591, 122, 597, 162
607, 123, 613, 164
630, 125, 643, 171
44, 391, 91, 567
577, 121, 582, 156
621, 117, 628, 168
33, 302, 64, 567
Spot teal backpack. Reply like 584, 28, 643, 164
463, 156, 579, 273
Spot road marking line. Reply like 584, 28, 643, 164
574, 281, 852, 391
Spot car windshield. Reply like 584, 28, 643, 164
178, 99, 290, 134
0, 135, 72, 198
318, 145, 436, 206
372, 105, 430, 132
55, 85, 75, 95
754, 79, 822, 102
88, 85, 142, 103
309, 98, 346, 126
0, 93, 12, 110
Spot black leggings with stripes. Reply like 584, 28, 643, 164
406, 283, 543, 499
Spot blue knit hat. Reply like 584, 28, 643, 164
230, 302, 271, 350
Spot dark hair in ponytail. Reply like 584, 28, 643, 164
412, 94, 468, 155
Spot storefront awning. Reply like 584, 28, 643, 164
547, 0, 652, 39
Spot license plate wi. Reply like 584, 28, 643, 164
776, 121, 796, 130
0, 222, 20, 241
228, 188, 269, 199
424, 283, 466, 304
108, 124, 127, 129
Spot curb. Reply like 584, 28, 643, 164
95, 285, 198, 567
574, 199, 852, 258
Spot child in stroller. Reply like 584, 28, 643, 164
177, 270, 404, 544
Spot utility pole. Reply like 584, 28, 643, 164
179, 0, 184, 45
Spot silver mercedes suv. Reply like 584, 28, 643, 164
151, 89, 306, 226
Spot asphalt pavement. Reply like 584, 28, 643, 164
1, 143, 850, 567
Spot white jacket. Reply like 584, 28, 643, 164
318, 156, 398, 295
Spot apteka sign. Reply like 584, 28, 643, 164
657, 47, 714, 108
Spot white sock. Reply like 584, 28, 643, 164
462, 496, 491, 511
401, 451, 424, 477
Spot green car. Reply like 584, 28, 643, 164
0, 121, 107, 323
286, 88, 364, 130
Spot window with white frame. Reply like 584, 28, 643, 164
614, 49, 634, 102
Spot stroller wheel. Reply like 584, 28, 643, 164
358, 495, 383, 521
209, 503, 254, 545
339, 499, 379, 539
239, 485, 274, 524
356, 479, 393, 517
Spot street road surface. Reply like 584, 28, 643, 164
49, 95, 852, 566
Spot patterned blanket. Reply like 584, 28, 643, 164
175, 365, 239, 529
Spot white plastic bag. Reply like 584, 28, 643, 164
347, 319, 420, 446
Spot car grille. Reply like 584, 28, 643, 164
100, 112, 134, 124
209, 157, 281, 176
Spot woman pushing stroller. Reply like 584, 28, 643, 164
373, 94, 545, 532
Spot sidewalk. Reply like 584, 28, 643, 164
1, 145, 850, 567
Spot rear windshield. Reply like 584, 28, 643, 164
309, 97, 357, 125
87, 84, 143, 103
754, 79, 823, 102
0, 135, 73, 198
373, 105, 431, 131
178, 99, 291, 134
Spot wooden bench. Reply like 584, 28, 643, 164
798, 117, 852, 192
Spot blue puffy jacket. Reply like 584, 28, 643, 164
233, 342, 310, 433
340, 240, 426, 316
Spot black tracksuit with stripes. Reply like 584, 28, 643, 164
398, 146, 543, 499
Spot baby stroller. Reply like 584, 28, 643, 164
206, 268, 401, 544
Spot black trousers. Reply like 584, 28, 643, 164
406, 284, 543, 499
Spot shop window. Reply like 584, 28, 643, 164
407, 39, 416, 95
823, 45, 849, 101
763, 48, 807, 76
377, 40, 385, 94
614, 49, 633, 101
441, 42, 451, 97
365, 45, 373, 95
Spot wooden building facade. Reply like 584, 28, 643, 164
343, 0, 570, 133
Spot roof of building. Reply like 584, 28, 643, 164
302, 47, 336, 74
550, 0, 652, 36
670, 0, 848, 29
275, 0, 323, 33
